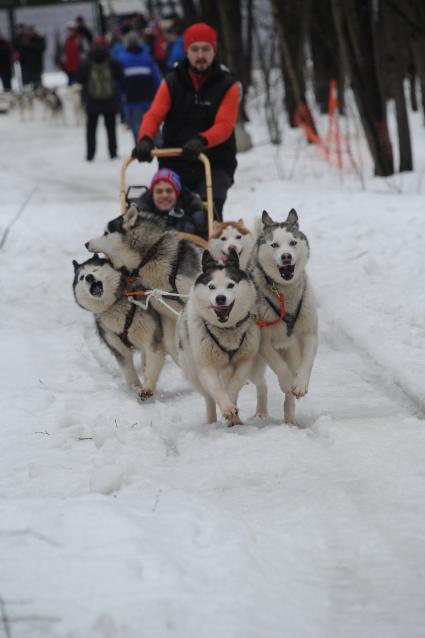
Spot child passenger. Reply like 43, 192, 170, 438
137, 168, 208, 238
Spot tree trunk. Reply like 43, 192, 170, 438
331, 0, 394, 176
379, 0, 413, 171
270, 0, 319, 138
309, 0, 343, 114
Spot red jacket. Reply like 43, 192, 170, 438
63, 35, 81, 73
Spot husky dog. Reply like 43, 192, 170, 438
252, 209, 318, 424
85, 205, 202, 321
208, 219, 255, 270
177, 250, 261, 426
73, 254, 177, 400
36, 86, 64, 122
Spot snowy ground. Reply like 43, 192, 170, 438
0, 80, 424, 638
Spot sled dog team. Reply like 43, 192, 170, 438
73, 206, 318, 426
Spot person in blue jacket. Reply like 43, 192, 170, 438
116, 31, 162, 141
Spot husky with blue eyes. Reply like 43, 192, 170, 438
251, 209, 318, 425
176, 250, 263, 426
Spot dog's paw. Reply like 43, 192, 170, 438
223, 404, 241, 426
138, 388, 154, 402
291, 378, 308, 399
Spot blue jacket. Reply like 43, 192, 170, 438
166, 36, 185, 69
116, 44, 162, 108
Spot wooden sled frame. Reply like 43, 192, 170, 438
120, 148, 213, 249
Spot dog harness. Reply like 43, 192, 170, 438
119, 304, 137, 348
256, 268, 304, 336
127, 235, 166, 278
203, 321, 248, 361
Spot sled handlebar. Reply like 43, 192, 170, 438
120, 148, 214, 240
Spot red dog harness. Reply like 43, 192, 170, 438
256, 285, 286, 328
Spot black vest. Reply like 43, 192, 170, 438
162, 59, 238, 178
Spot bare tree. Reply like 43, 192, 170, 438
331, 0, 394, 176
378, 0, 413, 171
270, 0, 319, 138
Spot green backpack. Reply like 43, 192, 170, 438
88, 62, 115, 100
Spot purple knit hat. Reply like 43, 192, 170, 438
150, 169, 182, 195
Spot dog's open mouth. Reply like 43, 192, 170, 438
210, 301, 234, 323
279, 264, 295, 280
90, 280, 104, 297
221, 249, 241, 262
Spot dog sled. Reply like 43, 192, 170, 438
120, 148, 214, 249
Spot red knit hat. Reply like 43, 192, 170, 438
183, 22, 217, 52
150, 169, 182, 196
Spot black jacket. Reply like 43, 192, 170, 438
159, 58, 237, 182
76, 45, 124, 114
137, 187, 208, 238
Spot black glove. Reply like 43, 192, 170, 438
181, 136, 207, 160
132, 136, 154, 162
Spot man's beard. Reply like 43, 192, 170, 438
189, 61, 211, 75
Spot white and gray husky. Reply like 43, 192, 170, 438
85, 205, 202, 321
73, 254, 177, 400
177, 250, 262, 426
251, 209, 318, 424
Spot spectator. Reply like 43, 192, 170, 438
164, 26, 184, 69
14, 24, 46, 88
144, 18, 168, 73
62, 23, 81, 85
132, 22, 239, 220
137, 168, 208, 237
116, 31, 162, 142
0, 31, 12, 91
75, 15, 93, 55
76, 38, 124, 161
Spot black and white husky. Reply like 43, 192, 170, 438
73, 254, 176, 400
251, 209, 318, 424
177, 250, 261, 426
85, 205, 202, 321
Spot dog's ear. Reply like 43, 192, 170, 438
286, 208, 299, 227
202, 250, 218, 272
262, 210, 274, 226
72, 259, 80, 271
212, 220, 220, 231
123, 204, 139, 229
227, 248, 240, 269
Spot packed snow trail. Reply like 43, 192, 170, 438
0, 98, 425, 637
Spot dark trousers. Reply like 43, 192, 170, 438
86, 111, 117, 160
0, 71, 12, 91
192, 168, 233, 221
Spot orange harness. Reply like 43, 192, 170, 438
256, 286, 286, 329
123, 275, 146, 298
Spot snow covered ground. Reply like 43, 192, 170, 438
0, 80, 424, 637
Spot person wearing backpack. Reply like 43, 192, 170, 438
116, 31, 162, 142
76, 38, 124, 161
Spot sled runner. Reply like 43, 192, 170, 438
120, 148, 213, 249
